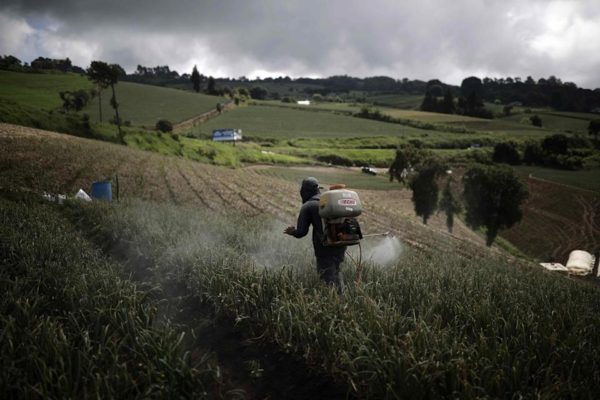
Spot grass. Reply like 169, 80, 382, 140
500, 112, 595, 134
68, 197, 600, 399
0, 70, 92, 109
366, 93, 423, 109
0, 192, 231, 398
84, 81, 228, 127
191, 104, 429, 139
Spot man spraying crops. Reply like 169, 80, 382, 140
284, 177, 346, 293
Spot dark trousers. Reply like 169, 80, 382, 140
316, 254, 345, 294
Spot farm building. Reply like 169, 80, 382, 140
297, 100, 311, 106
212, 129, 242, 142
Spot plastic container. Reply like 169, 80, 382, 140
319, 189, 362, 218
91, 180, 112, 202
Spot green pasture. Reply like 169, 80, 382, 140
499, 111, 596, 134
257, 100, 361, 114
366, 93, 423, 109
253, 166, 396, 190
191, 104, 429, 139
85, 81, 227, 126
0, 70, 92, 109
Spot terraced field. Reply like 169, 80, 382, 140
501, 176, 600, 262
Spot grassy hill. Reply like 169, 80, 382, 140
84, 81, 227, 127
2, 123, 600, 399
0, 70, 92, 109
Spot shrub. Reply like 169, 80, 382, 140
155, 119, 173, 133
492, 142, 521, 165
316, 154, 354, 166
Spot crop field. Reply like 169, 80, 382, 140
2, 123, 600, 398
366, 93, 423, 109
85, 81, 227, 127
0, 70, 92, 109
500, 111, 597, 134
515, 166, 600, 193
190, 104, 430, 139
501, 174, 600, 262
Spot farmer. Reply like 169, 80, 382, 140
284, 177, 346, 293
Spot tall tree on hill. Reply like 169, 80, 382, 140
462, 165, 528, 246
191, 65, 201, 93
588, 119, 600, 142
461, 76, 484, 98
441, 89, 455, 114
388, 143, 425, 184
409, 158, 445, 225
438, 177, 462, 233
207, 76, 217, 95
87, 61, 125, 143
420, 90, 437, 112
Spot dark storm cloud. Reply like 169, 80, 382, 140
1, 0, 599, 88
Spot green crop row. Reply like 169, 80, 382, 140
72, 198, 600, 399
0, 193, 237, 399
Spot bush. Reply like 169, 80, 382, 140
170, 133, 179, 141
530, 115, 542, 127
155, 119, 173, 133
492, 142, 521, 165
316, 154, 354, 166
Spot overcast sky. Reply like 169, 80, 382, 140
1, 0, 600, 88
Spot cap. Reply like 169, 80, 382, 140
301, 177, 320, 191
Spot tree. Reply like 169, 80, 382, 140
420, 90, 437, 112
523, 141, 544, 165
460, 76, 484, 98
409, 158, 445, 224
438, 177, 462, 233
441, 89, 455, 114
542, 134, 568, 155
462, 165, 528, 246
191, 65, 201, 93
155, 119, 173, 132
250, 86, 268, 100
207, 76, 217, 95
492, 142, 521, 165
388, 143, 426, 184
530, 115, 542, 127
59, 89, 90, 112
588, 119, 600, 141
87, 61, 124, 143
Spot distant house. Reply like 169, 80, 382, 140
297, 100, 311, 106
212, 129, 242, 142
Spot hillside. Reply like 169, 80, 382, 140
84, 81, 227, 127
2, 123, 600, 399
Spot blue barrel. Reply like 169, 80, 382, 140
91, 180, 112, 202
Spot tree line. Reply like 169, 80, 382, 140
389, 144, 528, 247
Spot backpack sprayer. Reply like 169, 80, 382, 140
319, 184, 393, 283
319, 184, 363, 246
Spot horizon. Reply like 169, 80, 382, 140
1, 0, 600, 89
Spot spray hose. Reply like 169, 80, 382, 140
347, 242, 363, 284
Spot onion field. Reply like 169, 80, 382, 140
2, 123, 600, 398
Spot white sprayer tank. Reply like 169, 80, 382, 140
319, 189, 362, 219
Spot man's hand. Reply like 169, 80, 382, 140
284, 226, 296, 236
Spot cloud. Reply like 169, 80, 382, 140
1, 0, 599, 88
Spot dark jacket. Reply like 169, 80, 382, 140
293, 193, 346, 258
